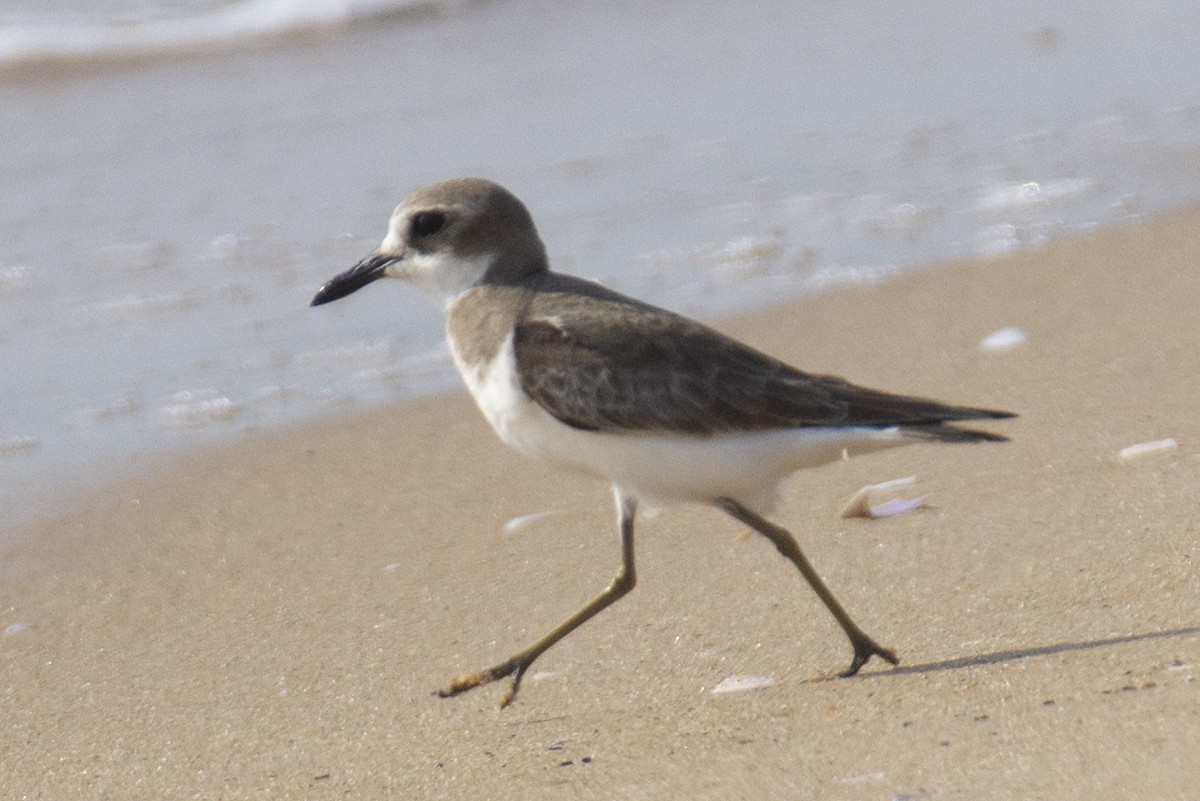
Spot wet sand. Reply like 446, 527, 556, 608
3, 208, 1198, 799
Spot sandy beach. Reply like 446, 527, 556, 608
3, 207, 1198, 799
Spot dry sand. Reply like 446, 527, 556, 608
3, 209, 1198, 799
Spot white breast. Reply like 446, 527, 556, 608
450, 330, 544, 450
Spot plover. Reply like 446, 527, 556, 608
312, 178, 1014, 707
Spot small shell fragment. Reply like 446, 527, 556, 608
866, 496, 929, 518
979, 327, 1027, 351
503, 510, 562, 534
1118, 438, 1178, 463
840, 476, 929, 519
711, 674, 775, 694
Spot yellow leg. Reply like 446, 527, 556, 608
717, 498, 898, 676
438, 490, 638, 707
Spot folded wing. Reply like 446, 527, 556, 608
514, 293, 1013, 438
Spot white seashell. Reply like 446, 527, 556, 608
711, 674, 775, 694
980, 327, 1027, 351
1118, 438, 1178, 463
503, 510, 563, 534
840, 476, 928, 519
866, 496, 930, 518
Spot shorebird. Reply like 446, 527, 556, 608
311, 178, 1014, 707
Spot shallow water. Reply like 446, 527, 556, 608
3, 0, 1200, 534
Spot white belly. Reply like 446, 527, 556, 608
452, 332, 908, 513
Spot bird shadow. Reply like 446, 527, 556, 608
857, 625, 1200, 679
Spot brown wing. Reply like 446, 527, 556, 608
513, 288, 1013, 437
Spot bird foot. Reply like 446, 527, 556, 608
839, 636, 899, 677
437, 657, 529, 708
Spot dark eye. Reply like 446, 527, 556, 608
410, 210, 446, 238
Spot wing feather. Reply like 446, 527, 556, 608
512, 294, 1011, 436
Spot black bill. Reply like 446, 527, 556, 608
310, 253, 398, 306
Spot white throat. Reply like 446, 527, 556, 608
386, 250, 495, 309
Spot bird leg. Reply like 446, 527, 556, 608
716, 498, 898, 676
438, 491, 638, 707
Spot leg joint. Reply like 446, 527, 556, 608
608, 567, 636, 596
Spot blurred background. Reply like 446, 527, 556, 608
3, 0, 1200, 530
